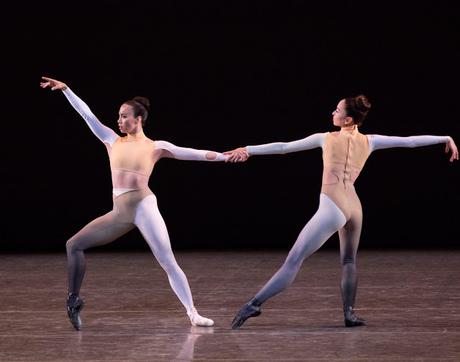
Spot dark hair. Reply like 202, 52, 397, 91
344, 95, 371, 126
123, 96, 150, 126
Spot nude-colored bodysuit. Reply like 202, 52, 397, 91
110, 137, 157, 191
107, 136, 159, 221
321, 129, 370, 220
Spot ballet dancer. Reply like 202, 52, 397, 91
41, 76, 229, 330
226, 95, 458, 328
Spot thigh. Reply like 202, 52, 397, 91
68, 211, 134, 251
338, 202, 363, 264
133, 195, 175, 260
287, 194, 347, 264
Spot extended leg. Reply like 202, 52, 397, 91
134, 195, 213, 327
231, 194, 346, 329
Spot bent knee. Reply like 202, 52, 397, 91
66, 239, 75, 253
66, 238, 84, 253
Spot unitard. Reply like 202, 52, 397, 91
62, 87, 226, 326
244, 126, 449, 311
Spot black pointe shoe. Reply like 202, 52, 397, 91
67, 294, 85, 331
344, 306, 366, 327
231, 299, 262, 330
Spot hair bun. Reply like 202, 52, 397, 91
355, 95, 371, 112
132, 96, 150, 111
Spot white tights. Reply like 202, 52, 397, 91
134, 195, 213, 326
255, 194, 347, 302
66, 192, 213, 327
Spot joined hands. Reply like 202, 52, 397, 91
224, 147, 249, 163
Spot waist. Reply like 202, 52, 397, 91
111, 168, 150, 189
322, 167, 361, 185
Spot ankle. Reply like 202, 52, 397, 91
67, 293, 79, 301
343, 305, 357, 316
187, 307, 199, 318
248, 297, 262, 307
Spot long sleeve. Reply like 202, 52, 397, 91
62, 87, 118, 146
368, 134, 449, 153
155, 140, 228, 161
246, 133, 326, 156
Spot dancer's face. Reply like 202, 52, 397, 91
332, 100, 353, 127
118, 104, 141, 134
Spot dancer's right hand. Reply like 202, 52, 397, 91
40, 76, 68, 91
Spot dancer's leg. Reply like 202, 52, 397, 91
255, 194, 346, 302
66, 212, 134, 295
134, 195, 213, 326
339, 207, 365, 327
65, 212, 134, 330
231, 194, 346, 329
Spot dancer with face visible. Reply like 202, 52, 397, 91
226, 95, 458, 329
41, 76, 231, 330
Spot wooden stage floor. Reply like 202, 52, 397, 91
1, 249, 459, 361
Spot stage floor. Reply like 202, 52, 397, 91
1, 249, 459, 361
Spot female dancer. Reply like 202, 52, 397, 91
41, 76, 229, 330
226, 95, 458, 328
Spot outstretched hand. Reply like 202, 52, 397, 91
224, 147, 249, 163
40, 76, 67, 91
445, 137, 459, 162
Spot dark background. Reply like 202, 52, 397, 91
1, 1, 459, 252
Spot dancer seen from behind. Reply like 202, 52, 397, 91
226, 95, 458, 328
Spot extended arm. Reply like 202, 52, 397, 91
246, 133, 325, 155
225, 133, 325, 162
155, 141, 228, 161
368, 134, 458, 162
40, 76, 118, 146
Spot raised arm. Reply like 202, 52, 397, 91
225, 133, 326, 162
40, 76, 118, 146
368, 134, 458, 162
155, 141, 228, 162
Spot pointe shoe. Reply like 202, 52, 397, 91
66, 293, 85, 331
188, 308, 214, 327
344, 306, 366, 327
231, 299, 261, 330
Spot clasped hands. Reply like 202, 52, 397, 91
224, 147, 249, 163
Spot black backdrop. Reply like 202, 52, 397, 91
2, 1, 459, 252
